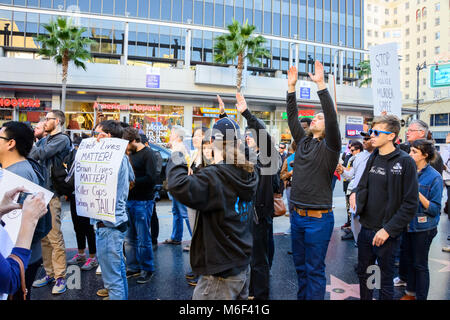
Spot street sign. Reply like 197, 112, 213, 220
429, 63, 450, 88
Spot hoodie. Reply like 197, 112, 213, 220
167, 153, 258, 275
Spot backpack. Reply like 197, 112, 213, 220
26, 158, 52, 243
50, 147, 77, 197
153, 148, 163, 185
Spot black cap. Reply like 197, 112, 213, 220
360, 131, 370, 137
212, 118, 241, 141
139, 134, 149, 144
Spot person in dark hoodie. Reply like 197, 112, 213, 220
167, 116, 258, 300
286, 61, 341, 300
235, 93, 280, 300
354, 114, 418, 300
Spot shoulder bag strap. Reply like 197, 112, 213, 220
7, 254, 27, 300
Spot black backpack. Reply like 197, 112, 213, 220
51, 147, 77, 197
26, 158, 52, 243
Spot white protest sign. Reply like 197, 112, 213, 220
0, 168, 54, 245
74, 137, 128, 223
369, 43, 402, 117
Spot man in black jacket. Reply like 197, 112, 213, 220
167, 116, 258, 300
354, 114, 418, 300
286, 61, 341, 300
235, 93, 280, 300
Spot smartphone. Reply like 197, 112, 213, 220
17, 192, 33, 205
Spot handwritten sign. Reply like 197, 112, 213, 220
74, 138, 128, 223
369, 43, 402, 117
0, 168, 53, 246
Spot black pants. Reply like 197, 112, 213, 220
151, 204, 159, 244
357, 227, 400, 300
397, 230, 408, 281
69, 195, 96, 254
405, 228, 437, 300
249, 219, 272, 300
12, 258, 42, 300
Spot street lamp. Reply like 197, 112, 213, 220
415, 61, 426, 119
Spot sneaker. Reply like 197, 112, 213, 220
187, 279, 197, 286
341, 232, 354, 240
163, 238, 181, 245
52, 278, 67, 295
126, 270, 141, 279
442, 246, 450, 253
393, 277, 407, 287
32, 275, 55, 288
137, 271, 154, 284
185, 271, 196, 280
81, 257, 99, 271
183, 245, 190, 252
96, 288, 109, 297
68, 253, 86, 265
340, 222, 351, 229
96, 265, 102, 275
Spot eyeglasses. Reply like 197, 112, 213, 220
44, 117, 56, 122
407, 129, 423, 132
0, 136, 11, 141
368, 129, 393, 137
350, 148, 356, 152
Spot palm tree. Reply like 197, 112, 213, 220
36, 17, 96, 112
357, 60, 372, 87
214, 19, 271, 92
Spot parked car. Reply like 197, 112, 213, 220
149, 143, 171, 199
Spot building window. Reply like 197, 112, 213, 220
435, 2, 440, 11
394, 19, 398, 25
423, 36, 426, 43
385, 20, 389, 26
417, 38, 420, 45
375, 31, 379, 37
406, 67, 410, 75
368, 3, 372, 10
435, 46, 440, 54
406, 41, 410, 49
423, 78, 426, 85
435, 31, 440, 39
405, 94, 410, 100
423, 22, 427, 29
374, 6, 378, 12
405, 81, 409, 88
431, 113, 449, 126
423, 50, 426, 57
422, 6, 427, 17
368, 16, 372, 23
417, 51, 420, 58
406, 15, 409, 22
367, 30, 372, 36
374, 18, 378, 25
394, 8, 398, 14
435, 17, 440, 26
405, 2, 410, 9
422, 91, 426, 97
406, 54, 410, 61
417, 24, 420, 32
384, 31, 391, 38
385, 8, 389, 14
406, 28, 410, 35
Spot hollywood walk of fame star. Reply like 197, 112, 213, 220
429, 258, 450, 272
326, 275, 360, 300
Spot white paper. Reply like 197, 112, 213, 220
74, 137, 128, 223
369, 43, 402, 118
0, 168, 54, 245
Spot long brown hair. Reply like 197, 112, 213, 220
222, 140, 254, 173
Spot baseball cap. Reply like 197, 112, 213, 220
212, 117, 241, 141
139, 133, 149, 144
359, 131, 370, 137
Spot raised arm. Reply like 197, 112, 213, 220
286, 66, 305, 144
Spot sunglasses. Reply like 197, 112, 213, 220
368, 129, 393, 137
0, 136, 11, 141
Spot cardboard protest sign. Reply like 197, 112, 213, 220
369, 43, 402, 118
0, 168, 54, 246
74, 137, 128, 223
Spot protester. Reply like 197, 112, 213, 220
67, 135, 98, 271
281, 141, 297, 223
164, 126, 192, 245
0, 121, 51, 300
167, 115, 258, 300
348, 134, 375, 245
354, 115, 418, 300
33, 120, 46, 145
91, 120, 135, 300
122, 127, 158, 284
29, 110, 71, 294
286, 61, 341, 300
0, 188, 47, 296
236, 93, 280, 300
443, 134, 450, 253
399, 140, 443, 300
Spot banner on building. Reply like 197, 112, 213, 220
146, 67, 161, 88
369, 43, 402, 118
74, 138, 128, 223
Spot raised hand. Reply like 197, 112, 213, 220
235, 93, 248, 114
217, 95, 225, 114
308, 60, 324, 83
287, 66, 298, 93
0, 186, 26, 217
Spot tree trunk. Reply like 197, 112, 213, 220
236, 53, 244, 93
61, 51, 69, 112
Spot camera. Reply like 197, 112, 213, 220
17, 192, 33, 205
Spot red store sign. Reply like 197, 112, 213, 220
94, 102, 162, 112
0, 98, 41, 108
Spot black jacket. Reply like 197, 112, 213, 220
167, 155, 258, 275
354, 147, 418, 238
242, 109, 280, 223
286, 89, 341, 209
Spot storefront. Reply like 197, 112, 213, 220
65, 100, 184, 148
192, 107, 238, 129
0, 97, 51, 126
275, 107, 315, 144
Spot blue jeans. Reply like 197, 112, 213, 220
291, 209, 334, 300
125, 200, 155, 272
405, 228, 437, 300
96, 227, 128, 300
169, 196, 191, 242
357, 227, 400, 300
